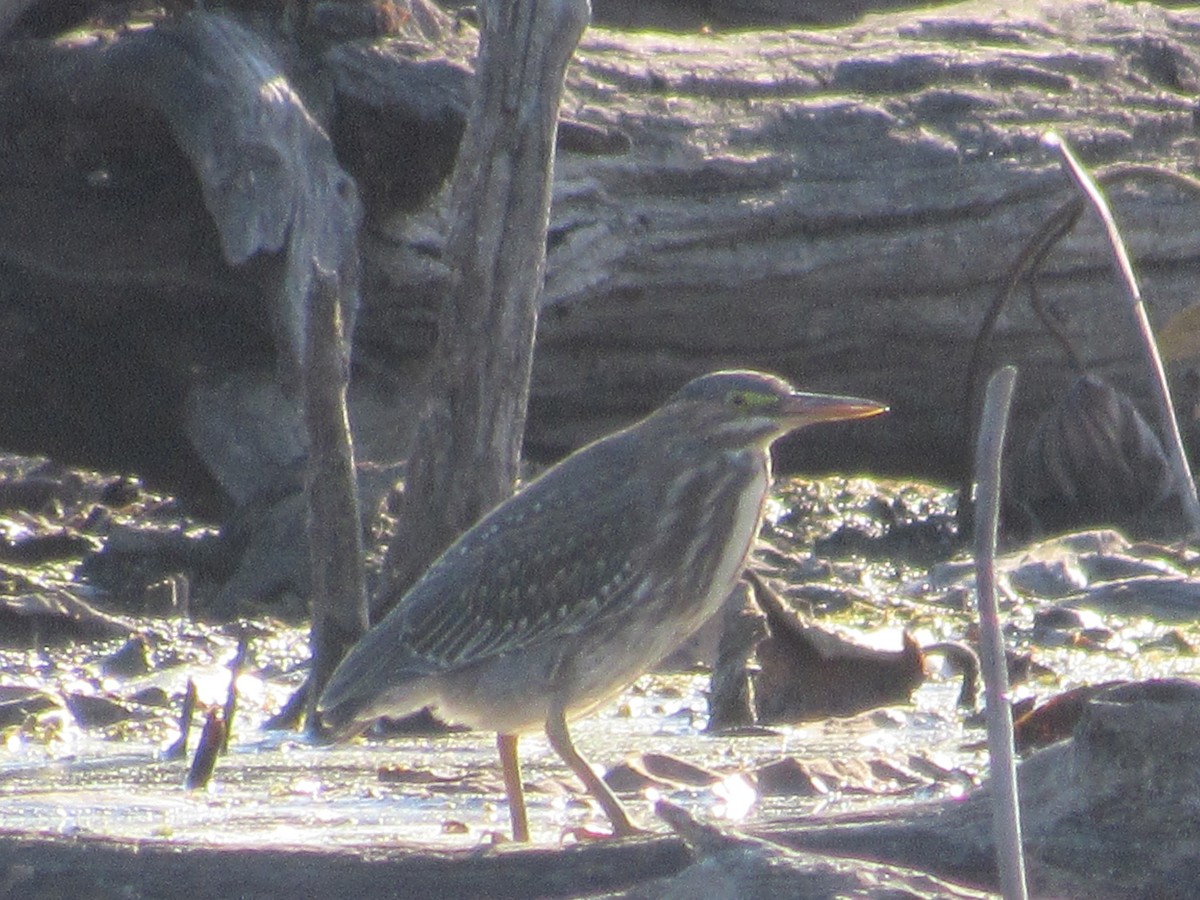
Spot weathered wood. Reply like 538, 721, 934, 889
375, 0, 590, 607
0, 12, 358, 365
704, 581, 763, 731
322, 1, 1200, 490
0, 9, 363, 513
452, 0, 958, 30
509, 0, 1200, 483
4, 2, 1200, 494
303, 268, 368, 724
758, 679, 1200, 899
623, 800, 996, 900
748, 570, 926, 723
0, 828, 691, 899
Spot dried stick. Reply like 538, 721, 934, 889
221, 634, 249, 754
1045, 132, 1200, 537
185, 709, 225, 791
164, 678, 198, 761
960, 163, 1200, 534
972, 365, 1027, 900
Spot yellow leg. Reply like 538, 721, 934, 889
545, 702, 638, 837
497, 732, 529, 842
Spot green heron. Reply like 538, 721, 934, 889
318, 370, 886, 841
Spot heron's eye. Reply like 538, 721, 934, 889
729, 390, 771, 409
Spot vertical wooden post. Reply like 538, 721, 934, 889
304, 267, 368, 728
377, 0, 591, 611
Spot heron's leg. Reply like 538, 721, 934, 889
544, 701, 638, 837
497, 732, 529, 841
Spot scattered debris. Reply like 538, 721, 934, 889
63, 692, 135, 729
164, 679, 198, 761
221, 634, 248, 754
750, 572, 925, 724
185, 709, 225, 791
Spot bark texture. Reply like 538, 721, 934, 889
516, 1, 1200, 482
304, 269, 368, 723
348, 0, 1200, 489
375, 0, 590, 610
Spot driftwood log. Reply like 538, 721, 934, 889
760, 679, 1200, 899
525, 0, 1200, 483
375, 0, 589, 608
2, 2, 1199, 506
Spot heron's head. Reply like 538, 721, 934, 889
660, 370, 887, 449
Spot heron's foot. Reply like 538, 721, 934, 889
613, 821, 652, 839
562, 820, 651, 843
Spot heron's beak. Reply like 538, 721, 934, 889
782, 392, 888, 426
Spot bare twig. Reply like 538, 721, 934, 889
960, 162, 1200, 534
1045, 133, 1200, 537
1028, 279, 1085, 375
965, 163, 1200, 421
163, 678, 198, 761
705, 579, 764, 732
185, 709, 225, 791
221, 634, 249, 754
972, 364, 1028, 900
958, 195, 1079, 532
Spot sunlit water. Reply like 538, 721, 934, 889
0, 642, 980, 848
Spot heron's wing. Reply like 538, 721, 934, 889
318, 436, 659, 723
398, 435, 660, 668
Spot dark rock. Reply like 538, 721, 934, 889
0, 690, 60, 729
1013, 681, 1126, 754
605, 754, 721, 794
1032, 605, 1103, 632
0, 530, 98, 564
752, 758, 830, 798
0, 588, 134, 644
1077, 549, 1184, 582
790, 583, 866, 614
99, 476, 142, 508
128, 686, 171, 708
1066, 575, 1200, 622
64, 692, 135, 728
0, 473, 74, 512
78, 523, 226, 611
1005, 555, 1087, 598
100, 635, 152, 678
